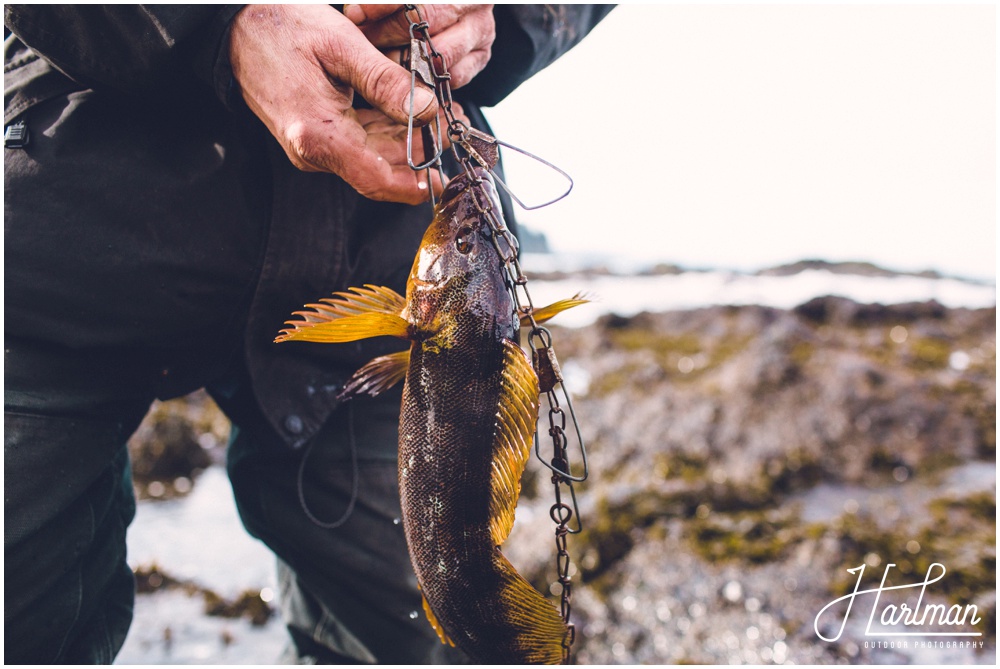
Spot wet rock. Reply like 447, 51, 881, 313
504, 297, 995, 663
135, 563, 187, 594
133, 563, 274, 627
128, 390, 230, 499
795, 295, 951, 327
203, 590, 274, 627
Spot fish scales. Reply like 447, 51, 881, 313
275, 168, 582, 664
401, 303, 548, 661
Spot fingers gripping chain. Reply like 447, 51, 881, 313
402, 5, 573, 210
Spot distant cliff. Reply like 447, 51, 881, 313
517, 225, 551, 254
756, 259, 947, 280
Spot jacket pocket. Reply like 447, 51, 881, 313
4, 43, 86, 127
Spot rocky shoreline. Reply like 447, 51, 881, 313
504, 296, 995, 664
126, 294, 995, 664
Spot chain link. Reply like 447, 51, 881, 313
401, 6, 587, 664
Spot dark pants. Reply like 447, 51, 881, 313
4, 336, 469, 664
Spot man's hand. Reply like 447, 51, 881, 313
344, 5, 495, 90
229, 4, 441, 204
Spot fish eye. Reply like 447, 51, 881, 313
455, 226, 475, 254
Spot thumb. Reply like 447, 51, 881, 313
320, 32, 438, 125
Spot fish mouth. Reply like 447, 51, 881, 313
409, 275, 439, 288
439, 166, 494, 206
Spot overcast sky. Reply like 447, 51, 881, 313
486, 4, 995, 280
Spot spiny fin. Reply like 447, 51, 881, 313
421, 592, 455, 647
489, 339, 540, 547
338, 349, 410, 400
275, 311, 409, 343
314, 284, 406, 317
492, 550, 567, 665
519, 292, 590, 327
275, 285, 409, 343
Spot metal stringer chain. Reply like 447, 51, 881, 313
400, 6, 588, 664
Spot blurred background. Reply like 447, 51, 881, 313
488, 4, 995, 282
117, 5, 994, 664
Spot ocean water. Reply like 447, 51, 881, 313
520, 256, 995, 329
117, 468, 286, 664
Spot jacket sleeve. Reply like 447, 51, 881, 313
460, 4, 616, 108
3, 4, 242, 101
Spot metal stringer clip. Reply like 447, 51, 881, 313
403, 28, 445, 207
401, 6, 573, 212
529, 327, 588, 526
461, 127, 575, 211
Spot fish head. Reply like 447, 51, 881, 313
404, 167, 516, 338
412, 167, 503, 286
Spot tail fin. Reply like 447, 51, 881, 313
493, 550, 567, 665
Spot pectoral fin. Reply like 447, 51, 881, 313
275, 285, 409, 343
489, 339, 540, 547
338, 349, 411, 400
519, 293, 590, 327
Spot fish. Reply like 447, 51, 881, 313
275, 167, 586, 663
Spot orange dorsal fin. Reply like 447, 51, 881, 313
489, 340, 540, 547
275, 285, 409, 343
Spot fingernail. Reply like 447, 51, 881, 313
343, 4, 365, 24
409, 86, 436, 116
